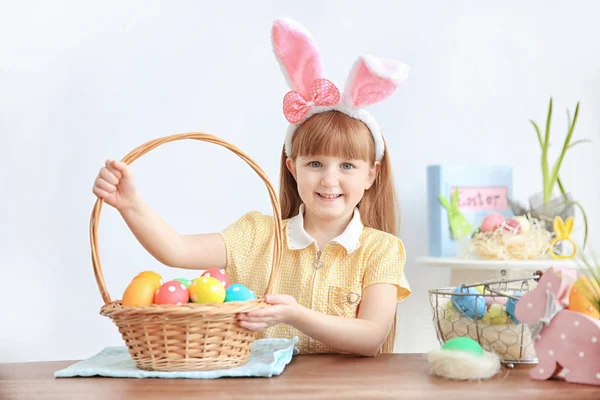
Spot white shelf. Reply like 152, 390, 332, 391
416, 256, 577, 271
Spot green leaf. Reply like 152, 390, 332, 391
548, 102, 579, 203
576, 252, 600, 310
557, 176, 567, 196
542, 98, 552, 202
530, 120, 543, 148
565, 200, 589, 249
568, 138, 592, 149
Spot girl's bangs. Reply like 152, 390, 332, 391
291, 111, 375, 161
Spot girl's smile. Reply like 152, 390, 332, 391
316, 192, 343, 201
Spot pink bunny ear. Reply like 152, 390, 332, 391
343, 55, 409, 108
272, 18, 323, 99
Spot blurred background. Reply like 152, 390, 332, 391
1, 0, 599, 362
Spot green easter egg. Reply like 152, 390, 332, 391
175, 278, 192, 288
441, 337, 484, 357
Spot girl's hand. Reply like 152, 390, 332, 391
237, 294, 301, 332
92, 159, 138, 211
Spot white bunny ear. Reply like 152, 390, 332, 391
271, 18, 323, 99
343, 55, 409, 107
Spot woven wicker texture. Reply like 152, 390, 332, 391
90, 133, 283, 371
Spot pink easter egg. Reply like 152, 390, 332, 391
201, 268, 230, 289
154, 280, 190, 305
481, 213, 505, 232
485, 296, 507, 307
503, 218, 521, 234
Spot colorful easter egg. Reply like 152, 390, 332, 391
154, 280, 190, 305
441, 299, 457, 320
201, 268, 230, 289
487, 304, 510, 325
485, 296, 508, 307
568, 277, 600, 319
189, 276, 226, 304
441, 337, 483, 357
503, 218, 521, 234
122, 277, 157, 306
451, 286, 486, 319
481, 213, 505, 233
136, 271, 163, 290
175, 278, 192, 288
225, 284, 256, 302
506, 292, 524, 324
514, 216, 530, 234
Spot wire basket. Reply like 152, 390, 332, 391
90, 132, 283, 372
428, 273, 542, 364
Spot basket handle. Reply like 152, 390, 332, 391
90, 133, 283, 305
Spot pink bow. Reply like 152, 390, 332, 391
283, 78, 340, 124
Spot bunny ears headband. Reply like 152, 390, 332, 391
272, 18, 410, 161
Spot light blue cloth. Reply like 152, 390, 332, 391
54, 337, 298, 379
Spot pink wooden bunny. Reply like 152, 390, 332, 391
515, 267, 600, 386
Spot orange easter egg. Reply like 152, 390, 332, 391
568, 277, 600, 319
136, 271, 163, 290
122, 277, 157, 306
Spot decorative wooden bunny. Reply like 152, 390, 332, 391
439, 188, 473, 240
515, 267, 600, 386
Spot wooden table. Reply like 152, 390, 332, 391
1, 354, 598, 399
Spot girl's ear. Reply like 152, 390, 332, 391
286, 157, 297, 179
366, 161, 381, 190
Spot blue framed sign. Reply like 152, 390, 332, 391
427, 165, 514, 257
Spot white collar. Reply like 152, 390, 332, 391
286, 204, 363, 253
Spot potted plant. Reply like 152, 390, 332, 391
509, 97, 590, 249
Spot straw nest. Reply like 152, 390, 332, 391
463, 217, 552, 260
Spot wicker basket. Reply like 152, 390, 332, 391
90, 132, 283, 372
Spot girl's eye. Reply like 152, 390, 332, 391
308, 161, 321, 168
341, 163, 355, 170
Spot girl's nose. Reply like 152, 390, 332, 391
320, 168, 339, 187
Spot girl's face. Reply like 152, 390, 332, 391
286, 155, 379, 224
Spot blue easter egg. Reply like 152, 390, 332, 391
506, 292, 524, 324
451, 286, 486, 319
225, 284, 256, 302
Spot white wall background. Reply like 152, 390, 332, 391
2, 0, 599, 363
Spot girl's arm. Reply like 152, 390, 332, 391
93, 159, 227, 270
238, 283, 398, 356
294, 283, 397, 356
119, 195, 227, 270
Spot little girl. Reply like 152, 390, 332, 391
92, 18, 411, 356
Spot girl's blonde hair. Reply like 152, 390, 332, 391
278, 110, 400, 353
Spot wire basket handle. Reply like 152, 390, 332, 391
90, 133, 283, 305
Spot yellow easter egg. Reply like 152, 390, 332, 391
189, 276, 226, 304
442, 300, 456, 320
136, 271, 163, 290
487, 304, 510, 325
122, 277, 156, 306
568, 277, 600, 319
